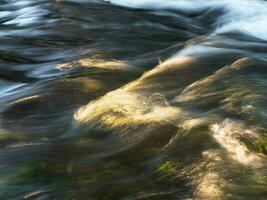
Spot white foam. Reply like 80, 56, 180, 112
106, 0, 267, 41
215, 16, 267, 41
105, 0, 225, 11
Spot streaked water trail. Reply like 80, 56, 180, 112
0, 0, 267, 199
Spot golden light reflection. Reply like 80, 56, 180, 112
74, 56, 195, 129
190, 150, 225, 200
56, 57, 139, 72
211, 119, 262, 167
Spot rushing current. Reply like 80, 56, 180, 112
0, 0, 267, 199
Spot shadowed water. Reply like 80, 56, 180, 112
0, 0, 267, 199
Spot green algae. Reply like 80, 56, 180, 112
157, 161, 176, 174
254, 138, 267, 155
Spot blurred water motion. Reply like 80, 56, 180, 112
0, 0, 267, 199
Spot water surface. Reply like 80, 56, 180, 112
0, 0, 267, 199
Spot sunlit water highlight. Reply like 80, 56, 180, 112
0, 0, 267, 199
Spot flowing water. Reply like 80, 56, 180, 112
0, 0, 267, 199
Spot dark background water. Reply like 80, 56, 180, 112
0, 0, 267, 199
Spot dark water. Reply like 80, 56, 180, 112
0, 0, 267, 199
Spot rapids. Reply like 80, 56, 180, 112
0, 0, 267, 199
